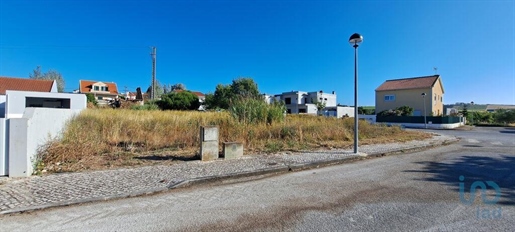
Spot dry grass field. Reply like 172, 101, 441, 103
37, 109, 431, 173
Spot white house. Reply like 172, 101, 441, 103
0, 90, 86, 177
264, 90, 354, 118
0, 76, 58, 116
79, 80, 119, 104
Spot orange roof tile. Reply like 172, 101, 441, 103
79, 80, 118, 94
376, 75, 440, 91
0, 76, 55, 95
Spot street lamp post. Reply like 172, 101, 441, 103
349, 33, 363, 154
470, 101, 474, 125
421, 93, 427, 129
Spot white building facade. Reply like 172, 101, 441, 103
264, 90, 354, 118
1, 90, 86, 177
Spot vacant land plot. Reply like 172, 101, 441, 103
37, 109, 430, 173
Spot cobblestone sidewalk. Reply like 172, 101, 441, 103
0, 134, 457, 214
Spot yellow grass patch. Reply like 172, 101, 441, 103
38, 109, 430, 172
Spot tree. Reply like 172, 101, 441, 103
493, 109, 515, 124
230, 78, 260, 99
157, 91, 200, 110
85, 93, 97, 105
205, 77, 261, 110
358, 107, 375, 115
29, 66, 66, 92
29, 66, 43, 79
146, 80, 164, 98
171, 83, 186, 91
397, 105, 414, 116
205, 84, 233, 109
313, 99, 326, 116
163, 84, 171, 94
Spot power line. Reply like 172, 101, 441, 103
0, 45, 149, 50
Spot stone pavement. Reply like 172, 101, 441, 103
0, 133, 457, 215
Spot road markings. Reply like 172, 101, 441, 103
467, 139, 480, 143
491, 142, 503, 146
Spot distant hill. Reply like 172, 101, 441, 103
444, 103, 487, 111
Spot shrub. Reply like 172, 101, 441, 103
494, 109, 515, 124
378, 106, 413, 116
85, 93, 97, 106
157, 91, 200, 110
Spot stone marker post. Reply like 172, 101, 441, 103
223, 142, 243, 160
200, 126, 219, 161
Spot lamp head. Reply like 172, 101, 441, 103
349, 33, 363, 47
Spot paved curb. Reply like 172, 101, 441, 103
0, 137, 459, 215
0, 186, 170, 215
168, 166, 291, 189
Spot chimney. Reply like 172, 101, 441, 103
332, 91, 335, 94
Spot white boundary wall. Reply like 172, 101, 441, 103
377, 122, 465, 129
5, 90, 86, 118
0, 90, 86, 177
9, 108, 83, 177
0, 118, 7, 175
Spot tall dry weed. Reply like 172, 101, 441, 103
39, 109, 429, 171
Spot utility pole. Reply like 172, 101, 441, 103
150, 47, 157, 100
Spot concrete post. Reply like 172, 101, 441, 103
200, 126, 219, 161
223, 142, 243, 160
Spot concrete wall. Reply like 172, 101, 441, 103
379, 122, 464, 129
5, 90, 86, 118
9, 108, 83, 177
359, 114, 376, 124
307, 91, 337, 107
323, 106, 355, 118
0, 118, 7, 176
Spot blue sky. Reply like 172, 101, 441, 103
0, 0, 514, 106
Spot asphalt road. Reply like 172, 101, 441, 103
0, 127, 513, 231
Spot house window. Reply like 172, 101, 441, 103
287, 109, 292, 114
93, 86, 99, 91
384, 95, 395, 101
97, 96, 103, 100
285, 97, 291, 104
101, 86, 109, 91
299, 108, 307, 113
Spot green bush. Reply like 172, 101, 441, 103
493, 109, 515, 124
378, 106, 414, 116
85, 93, 97, 106
157, 91, 200, 110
